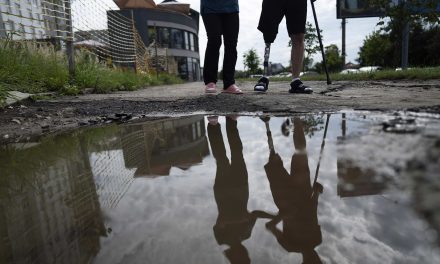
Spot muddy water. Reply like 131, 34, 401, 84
1, 112, 440, 264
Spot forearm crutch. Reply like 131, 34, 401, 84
313, 114, 331, 187
311, 0, 331, 85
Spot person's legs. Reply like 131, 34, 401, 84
290, 33, 305, 79
202, 14, 223, 86
285, 0, 307, 76
221, 13, 239, 89
257, 0, 284, 44
285, 0, 312, 93
290, 117, 312, 196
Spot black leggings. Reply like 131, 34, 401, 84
202, 13, 239, 89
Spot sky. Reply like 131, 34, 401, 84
99, 0, 384, 70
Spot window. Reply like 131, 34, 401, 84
194, 34, 199, 52
158, 27, 170, 48
27, 8, 33, 19
5, 0, 12, 13
19, 23, 25, 37
5, 0, 11, 13
148, 26, 156, 47
15, 3, 21, 16
170, 29, 183, 49
8, 20, 14, 32
189, 33, 195, 51
187, 58, 192, 80
184, 31, 189, 50
176, 57, 188, 80
193, 58, 200, 80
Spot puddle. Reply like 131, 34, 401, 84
1, 112, 440, 264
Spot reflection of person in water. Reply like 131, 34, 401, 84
207, 116, 258, 264
262, 116, 324, 264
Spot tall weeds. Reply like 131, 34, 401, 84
0, 40, 68, 93
0, 39, 183, 101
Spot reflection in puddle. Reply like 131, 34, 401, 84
0, 113, 439, 263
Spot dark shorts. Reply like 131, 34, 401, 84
258, 0, 307, 43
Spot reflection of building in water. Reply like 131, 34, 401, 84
87, 116, 209, 209
90, 150, 136, 209
0, 140, 106, 263
121, 116, 209, 177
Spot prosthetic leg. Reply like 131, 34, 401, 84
262, 116, 275, 153
254, 43, 271, 92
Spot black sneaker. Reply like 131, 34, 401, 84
289, 79, 313, 94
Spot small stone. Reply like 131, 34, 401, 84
11, 119, 21, 125
3, 134, 9, 139
19, 105, 27, 109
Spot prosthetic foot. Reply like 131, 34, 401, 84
254, 76, 269, 92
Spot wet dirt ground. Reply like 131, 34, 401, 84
1, 80, 440, 143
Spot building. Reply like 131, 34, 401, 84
86, 116, 209, 208
120, 116, 210, 177
0, 0, 67, 41
108, 0, 201, 81
0, 138, 106, 263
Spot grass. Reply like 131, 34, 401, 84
0, 40, 183, 103
74, 52, 182, 93
0, 83, 7, 107
241, 67, 440, 82
0, 41, 68, 93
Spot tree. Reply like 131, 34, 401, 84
358, 21, 440, 67
315, 44, 343, 73
366, 0, 439, 66
242, 48, 261, 75
289, 22, 322, 71
357, 31, 393, 66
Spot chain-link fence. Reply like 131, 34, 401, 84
0, 0, 163, 74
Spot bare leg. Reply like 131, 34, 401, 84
289, 33, 312, 93
290, 33, 305, 79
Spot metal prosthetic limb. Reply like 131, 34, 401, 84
265, 120, 275, 153
263, 43, 271, 77
254, 43, 271, 92
260, 116, 274, 153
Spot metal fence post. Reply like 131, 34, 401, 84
64, 0, 75, 81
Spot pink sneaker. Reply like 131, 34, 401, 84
207, 116, 219, 125
205, 82, 217, 94
222, 84, 243, 94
